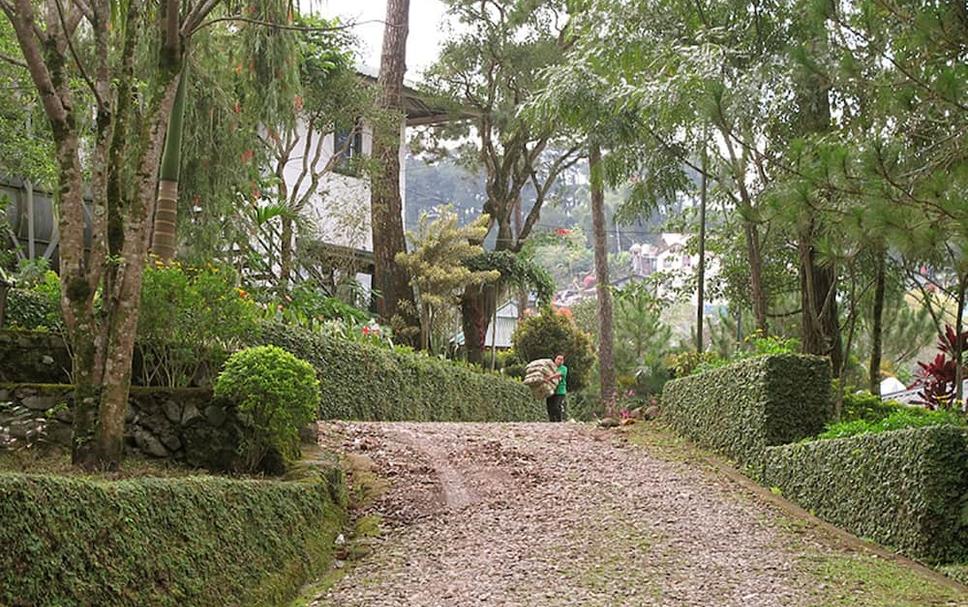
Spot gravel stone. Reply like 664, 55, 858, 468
310, 422, 841, 607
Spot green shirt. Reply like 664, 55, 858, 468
555, 365, 568, 395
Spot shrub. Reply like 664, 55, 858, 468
138, 261, 258, 387
661, 354, 833, 463
4, 270, 61, 331
0, 472, 345, 606
840, 390, 904, 423
911, 325, 967, 409
214, 346, 320, 472
669, 350, 721, 378
259, 321, 540, 422
762, 425, 968, 563
271, 282, 370, 329
511, 307, 594, 392
817, 406, 965, 440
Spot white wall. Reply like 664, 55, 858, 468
278, 118, 408, 295
282, 119, 409, 254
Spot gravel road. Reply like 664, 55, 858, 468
310, 421, 966, 607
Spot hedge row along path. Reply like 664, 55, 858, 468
309, 421, 968, 607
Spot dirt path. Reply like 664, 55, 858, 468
310, 421, 967, 607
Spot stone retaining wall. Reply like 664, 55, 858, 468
0, 331, 71, 384
0, 383, 240, 469
0, 330, 221, 387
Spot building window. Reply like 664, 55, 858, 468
333, 121, 363, 175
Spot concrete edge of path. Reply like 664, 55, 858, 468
693, 447, 968, 595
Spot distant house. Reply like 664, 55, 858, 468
553, 232, 722, 307
880, 378, 968, 406
452, 300, 524, 350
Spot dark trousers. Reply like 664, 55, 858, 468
546, 394, 565, 422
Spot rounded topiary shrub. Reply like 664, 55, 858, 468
214, 345, 319, 472
512, 307, 595, 392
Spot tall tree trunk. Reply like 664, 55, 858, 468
462, 285, 487, 365
799, 229, 844, 376
94, 70, 182, 467
719, 128, 769, 335
59, 135, 102, 468
589, 141, 616, 411
495, 210, 515, 251
150, 66, 189, 261
795, 3, 843, 379
371, 0, 418, 343
696, 135, 708, 352
461, 205, 516, 365
744, 223, 769, 335
513, 198, 527, 319
869, 246, 887, 394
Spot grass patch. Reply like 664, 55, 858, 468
803, 551, 967, 606
286, 449, 390, 607
623, 420, 702, 463
0, 448, 217, 479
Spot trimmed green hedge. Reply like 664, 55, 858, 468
260, 322, 541, 422
761, 425, 968, 563
661, 354, 833, 463
0, 471, 346, 606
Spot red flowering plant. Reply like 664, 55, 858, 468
912, 325, 968, 410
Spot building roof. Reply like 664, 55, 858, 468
298, 239, 375, 274
356, 71, 463, 127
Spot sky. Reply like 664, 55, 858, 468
319, 0, 451, 81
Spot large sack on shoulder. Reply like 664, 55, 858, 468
528, 380, 555, 400
524, 370, 551, 384
526, 358, 555, 375
524, 358, 558, 399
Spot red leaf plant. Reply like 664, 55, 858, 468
912, 325, 968, 410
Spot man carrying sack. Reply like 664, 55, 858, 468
523, 354, 568, 421
545, 354, 567, 422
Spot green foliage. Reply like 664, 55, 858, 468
397, 208, 500, 350
661, 354, 833, 463
612, 283, 674, 396
273, 282, 369, 329
669, 350, 720, 378
138, 262, 258, 387
2, 263, 61, 332
673, 331, 803, 377
762, 426, 968, 563
398, 208, 498, 309
259, 322, 540, 422
520, 226, 596, 289
214, 346, 319, 472
511, 308, 595, 392
0, 23, 56, 187
465, 250, 555, 306
4, 286, 60, 333
840, 390, 905, 423
817, 407, 965, 441
0, 472, 345, 606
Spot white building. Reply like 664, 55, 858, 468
275, 72, 452, 297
